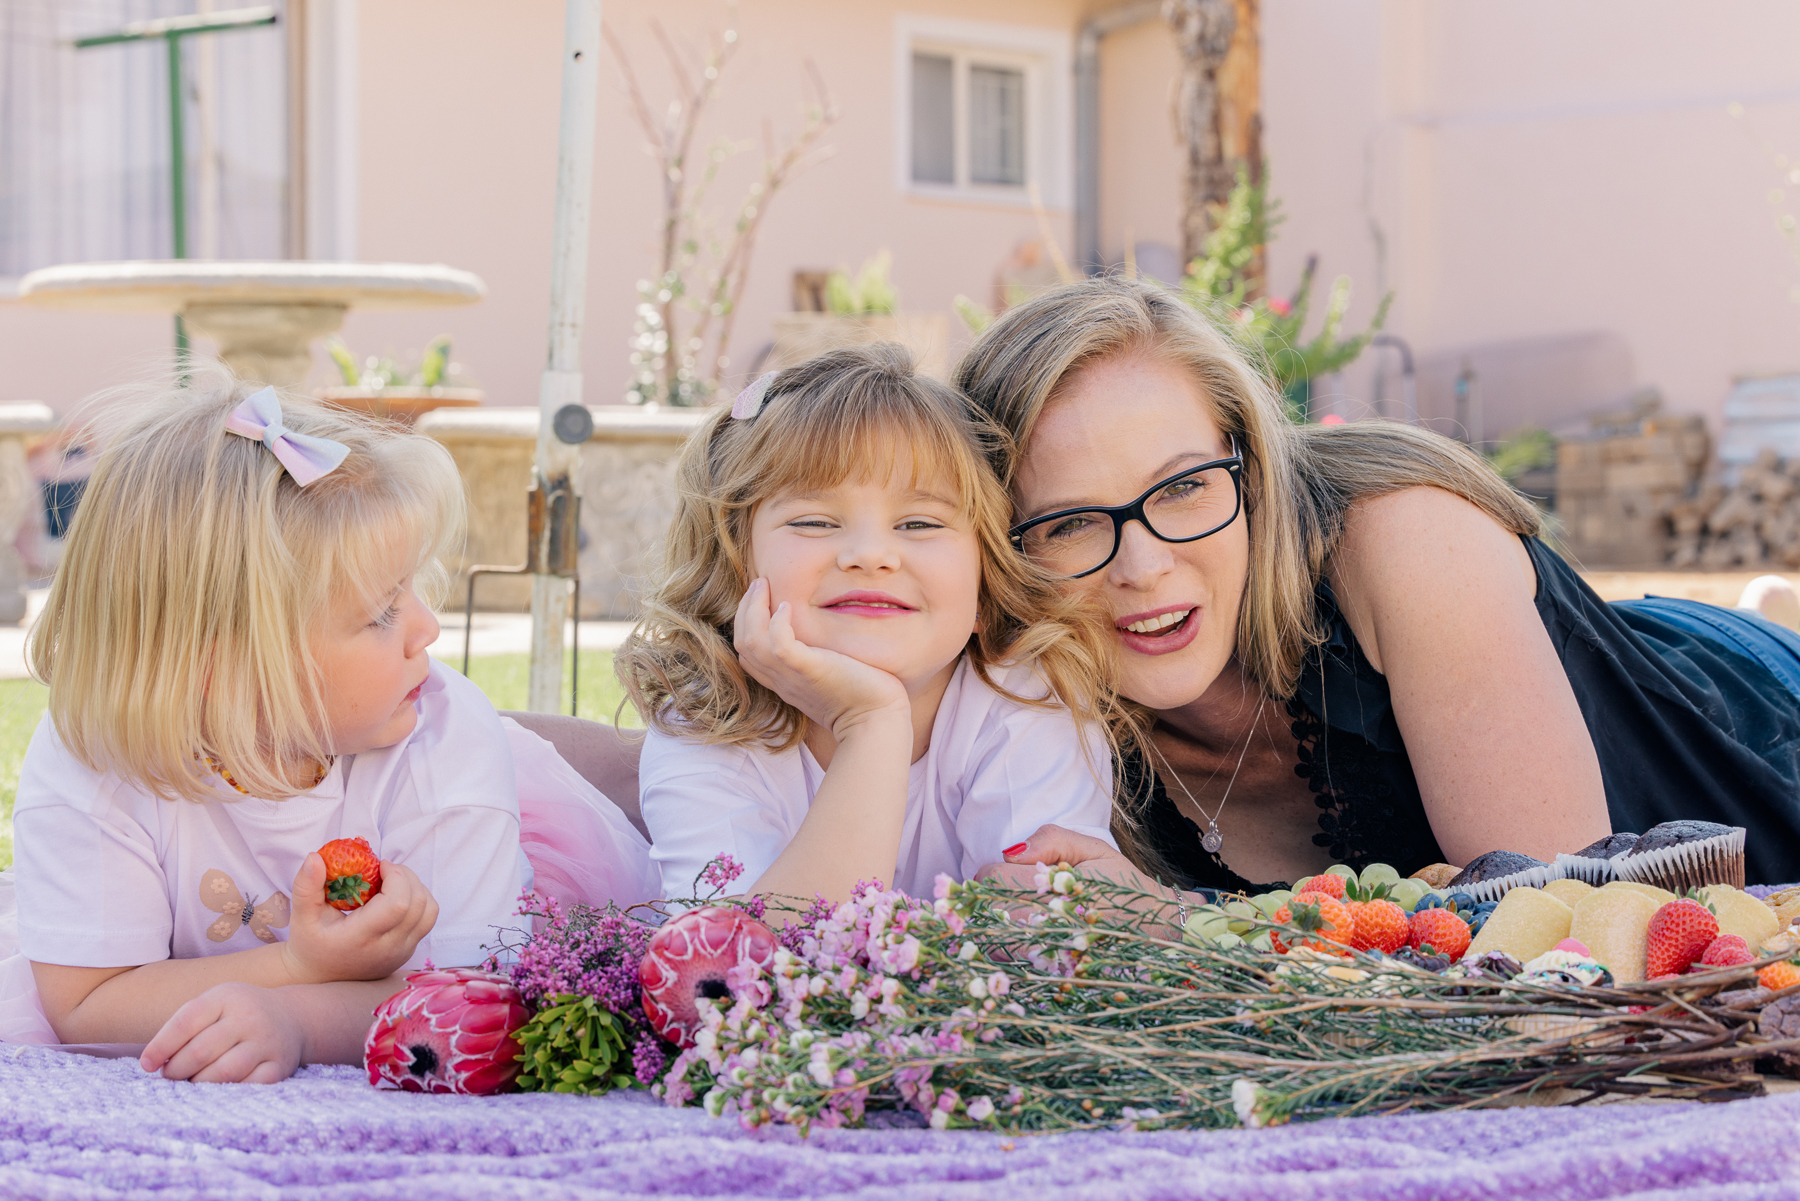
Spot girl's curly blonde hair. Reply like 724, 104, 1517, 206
617, 343, 1125, 752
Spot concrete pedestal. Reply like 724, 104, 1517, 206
418, 405, 709, 619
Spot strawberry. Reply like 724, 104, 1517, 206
1294, 873, 1347, 901
1645, 898, 1718, 978
1693, 934, 1754, 970
319, 836, 383, 911
1271, 891, 1353, 955
1349, 898, 1410, 954
1759, 961, 1800, 991
1407, 908, 1471, 960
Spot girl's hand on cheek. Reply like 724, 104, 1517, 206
734, 578, 910, 739
282, 854, 440, 985
140, 981, 303, 1084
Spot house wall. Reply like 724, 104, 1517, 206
7, 1, 1800, 449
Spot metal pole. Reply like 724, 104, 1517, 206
527, 0, 601, 713
167, 32, 190, 358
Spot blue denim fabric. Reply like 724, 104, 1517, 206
1617, 597, 1800, 700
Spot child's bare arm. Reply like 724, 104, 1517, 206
33, 853, 438, 1044
137, 976, 408, 1082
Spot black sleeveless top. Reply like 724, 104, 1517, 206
1138, 536, 1800, 892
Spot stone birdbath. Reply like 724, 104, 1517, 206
16, 261, 486, 387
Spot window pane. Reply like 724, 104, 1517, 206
910, 53, 954, 185
968, 64, 1024, 186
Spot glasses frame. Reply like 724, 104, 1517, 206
1009, 439, 1245, 579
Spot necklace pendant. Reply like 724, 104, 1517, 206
1201, 822, 1224, 854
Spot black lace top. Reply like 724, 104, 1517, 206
1136, 536, 1800, 892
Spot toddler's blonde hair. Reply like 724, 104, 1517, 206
618, 343, 1123, 750
29, 364, 465, 802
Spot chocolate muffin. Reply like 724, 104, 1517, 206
1624, 821, 1737, 857
1574, 832, 1639, 860
1448, 850, 1547, 890
1615, 821, 1746, 891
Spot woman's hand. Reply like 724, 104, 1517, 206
733, 577, 911, 738
140, 981, 303, 1084
281, 854, 438, 985
974, 823, 1148, 889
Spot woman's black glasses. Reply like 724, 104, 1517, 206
1009, 441, 1244, 578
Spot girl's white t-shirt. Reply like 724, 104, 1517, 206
11, 660, 530, 971
640, 657, 1117, 900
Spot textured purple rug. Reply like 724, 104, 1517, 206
1, 1047, 1799, 1199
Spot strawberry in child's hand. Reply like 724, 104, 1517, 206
319, 837, 383, 911
1407, 908, 1471, 960
1645, 898, 1718, 978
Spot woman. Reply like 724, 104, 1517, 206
522, 276, 1800, 892
959, 276, 1800, 891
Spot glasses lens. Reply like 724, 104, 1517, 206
1143, 465, 1239, 541
1018, 510, 1119, 577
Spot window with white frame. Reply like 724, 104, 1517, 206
896, 17, 1070, 206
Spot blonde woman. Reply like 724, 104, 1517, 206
1, 369, 654, 1080
618, 345, 1132, 904
959, 277, 1800, 891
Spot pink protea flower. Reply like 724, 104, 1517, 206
365, 966, 529, 1095
639, 906, 778, 1048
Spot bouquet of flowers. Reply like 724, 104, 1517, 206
364, 857, 1800, 1131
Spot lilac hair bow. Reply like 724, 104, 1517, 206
731, 372, 778, 419
223, 387, 349, 487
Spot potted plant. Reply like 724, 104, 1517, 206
767, 251, 950, 379
318, 335, 484, 423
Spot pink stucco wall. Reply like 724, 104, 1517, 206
7, 1, 1800, 442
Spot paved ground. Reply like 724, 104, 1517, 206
0, 571, 1788, 682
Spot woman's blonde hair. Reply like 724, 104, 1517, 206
617, 343, 1123, 751
955, 276, 1540, 700
29, 363, 465, 802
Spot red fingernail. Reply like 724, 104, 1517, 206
1003, 842, 1028, 856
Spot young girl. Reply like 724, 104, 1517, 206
0, 370, 655, 1081
621, 345, 1139, 904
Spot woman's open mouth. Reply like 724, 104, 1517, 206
1115, 605, 1199, 655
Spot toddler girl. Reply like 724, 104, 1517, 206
0, 370, 655, 1081
621, 345, 1137, 903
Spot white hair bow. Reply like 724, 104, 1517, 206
223, 387, 350, 487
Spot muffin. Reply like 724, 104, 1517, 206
1554, 832, 1640, 885
1448, 850, 1557, 902
1615, 821, 1745, 892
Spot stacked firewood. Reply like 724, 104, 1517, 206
1556, 412, 1709, 568
1668, 447, 1800, 569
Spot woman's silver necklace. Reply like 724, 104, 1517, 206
1152, 718, 1255, 856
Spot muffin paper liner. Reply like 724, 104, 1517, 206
1464, 862, 1563, 904
1553, 852, 1620, 886
1614, 827, 1746, 892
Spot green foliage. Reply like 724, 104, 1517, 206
0, 678, 47, 871
515, 994, 636, 1094
1178, 168, 1394, 417
825, 251, 898, 316
326, 335, 456, 389
953, 294, 995, 334
1486, 427, 1558, 482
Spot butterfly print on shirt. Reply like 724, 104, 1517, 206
198, 868, 292, 944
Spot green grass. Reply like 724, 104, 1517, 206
0, 653, 639, 871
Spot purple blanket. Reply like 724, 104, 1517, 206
2, 1048, 1799, 1199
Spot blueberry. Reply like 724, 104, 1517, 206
1447, 892, 1476, 909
